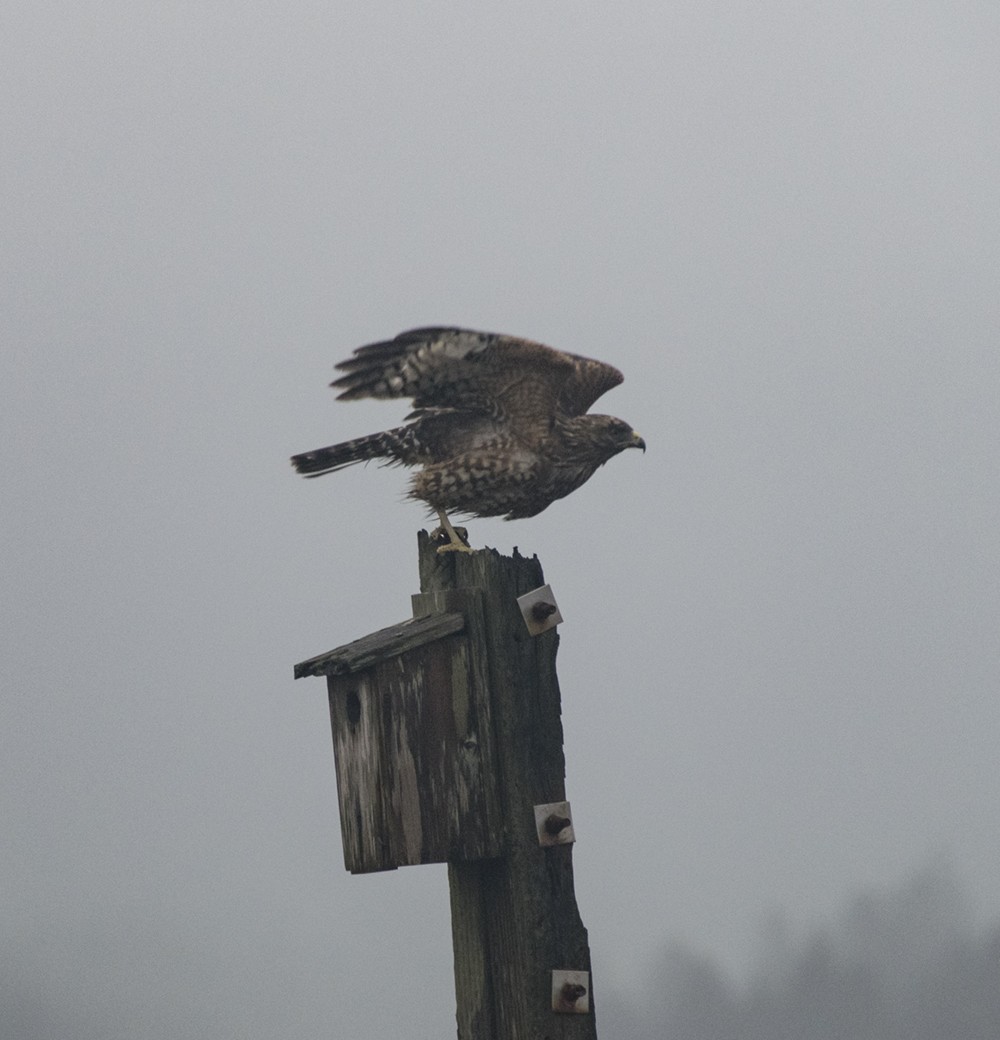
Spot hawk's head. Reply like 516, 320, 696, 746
590, 415, 645, 457
561, 414, 645, 463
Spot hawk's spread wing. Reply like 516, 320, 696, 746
555, 350, 626, 416
293, 325, 643, 540
332, 327, 623, 438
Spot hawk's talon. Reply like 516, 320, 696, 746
435, 541, 475, 555
431, 514, 472, 553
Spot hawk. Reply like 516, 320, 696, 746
291, 327, 645, 552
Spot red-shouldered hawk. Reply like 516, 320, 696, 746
291, 327, 644, 551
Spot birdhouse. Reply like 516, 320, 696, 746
294, 590, 502, 873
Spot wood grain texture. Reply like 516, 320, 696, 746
325, 627, 502, 873
418, 531, 597, 1040
294, 612, 465, 678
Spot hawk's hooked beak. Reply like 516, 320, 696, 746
631, 430, 646, 452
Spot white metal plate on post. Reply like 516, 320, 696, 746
551, 969, 590, 1014
533, 800, 575, 846
516, 583, 563, 635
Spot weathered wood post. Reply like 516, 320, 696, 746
294, 532, 597, 1039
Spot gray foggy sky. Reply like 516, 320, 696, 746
4, 2, 999, 1036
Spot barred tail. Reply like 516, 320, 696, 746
291, 427, 415, 478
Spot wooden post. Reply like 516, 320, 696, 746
294, 532, 598, 1038
416, 532, 597, 1040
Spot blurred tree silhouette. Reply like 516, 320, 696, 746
601, 860, 1000, 1040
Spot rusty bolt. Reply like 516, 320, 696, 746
516, 584, 562, 635
551, 969, 590, 1013
534, 801, 575, 846
544, 814, 572, 836
561, 982, 588, 1006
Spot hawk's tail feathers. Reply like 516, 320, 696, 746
291, 433, 384, 477
291, 428, 415, 478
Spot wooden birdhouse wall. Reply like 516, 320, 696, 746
327, 626, 501, 873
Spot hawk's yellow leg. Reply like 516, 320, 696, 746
434, 510, 474, 554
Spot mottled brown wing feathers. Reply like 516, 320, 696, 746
556, 355, 624, 415
330, 327, 622, 430
332, 327, 495, 402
